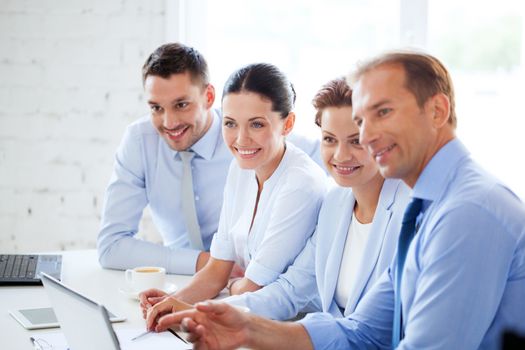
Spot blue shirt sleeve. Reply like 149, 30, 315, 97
299, 268, 394, 350
97, 125, 200, 274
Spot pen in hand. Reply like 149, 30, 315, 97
131, 328, 188, 344
130, 330, 152, 341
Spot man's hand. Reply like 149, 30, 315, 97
159, 301, 314, 350
158, 301, 250, 350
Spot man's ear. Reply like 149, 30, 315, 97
282, 112, 295, 136
205, 84, 216, 109
429, 93, 451, 128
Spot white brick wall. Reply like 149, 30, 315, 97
0, 0, 167, 252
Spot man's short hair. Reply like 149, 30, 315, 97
350, 51, 457, 128
142, 43, 210, 87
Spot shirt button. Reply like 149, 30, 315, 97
195, 196, 200, 201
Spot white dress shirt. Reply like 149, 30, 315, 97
210, 142, 327, 286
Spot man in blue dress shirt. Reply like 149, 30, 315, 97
97, 43, 321, 275
158, 52, 525, 349
97, 43, 230, 274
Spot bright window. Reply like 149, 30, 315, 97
176, 0, 525, 198
199, 0, 401, 138
427, 0, 524, 199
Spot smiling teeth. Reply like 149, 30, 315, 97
336, 165, 359, 171
376, 144, 395, 157
166, 127, 186, 136
238, 149, 258, 155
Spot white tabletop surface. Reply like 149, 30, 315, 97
0, 250, 193, 349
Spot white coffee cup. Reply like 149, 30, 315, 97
125, 266, 166, 293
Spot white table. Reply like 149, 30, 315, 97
0, 250, 193, 349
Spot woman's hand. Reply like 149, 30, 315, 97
146, 296, 193, 331
138, 288, 168, 319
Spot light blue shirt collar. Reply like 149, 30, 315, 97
412, 138, 470, 202
174, 109, 222, 160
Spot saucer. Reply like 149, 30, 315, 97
119, 282, 178, 301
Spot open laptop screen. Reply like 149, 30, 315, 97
41, 273, 121, 350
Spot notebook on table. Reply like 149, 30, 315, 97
0, 254, 62, 285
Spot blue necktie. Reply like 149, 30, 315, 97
392, 198, 423, 348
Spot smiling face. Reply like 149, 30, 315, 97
352, 63, 451, 187
320, 106, 380, 188
222, 92, 293, 183
145, 72, 215, 151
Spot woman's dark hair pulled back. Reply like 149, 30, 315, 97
222, 63, 296, 118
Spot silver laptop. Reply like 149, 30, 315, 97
41, 273, 121, 350
0, 254, 62, 285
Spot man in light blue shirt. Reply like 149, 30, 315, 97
158, 52, 525, 349
97, 43, 320, 275
97, 43, 228, 274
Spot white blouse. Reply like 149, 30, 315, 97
210, 142, 327, 286
335, 211, 372, 309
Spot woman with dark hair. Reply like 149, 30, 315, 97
139, 63, 327, 317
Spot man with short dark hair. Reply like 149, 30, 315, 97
97, 43, 229, 274
159, 51, 525, 349
97, 43, 321, 275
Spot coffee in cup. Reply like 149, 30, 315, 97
125, 266, 166, 292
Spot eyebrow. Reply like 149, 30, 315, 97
368, 99, 392, 111
322, 130, 360, 139
147, 97, 189, 105
354, 98, 392, 120
223, 116, 268, 121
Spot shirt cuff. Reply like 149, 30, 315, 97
299, 312, 343, 350
245, 259, 280, 286
210, 234, 236, 261
222, 294, 248, 307
167, 246, 201, 275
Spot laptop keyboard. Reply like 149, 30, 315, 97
0, 254, 39, 279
